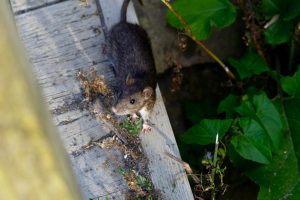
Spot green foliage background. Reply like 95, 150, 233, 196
166, 0, 300, 199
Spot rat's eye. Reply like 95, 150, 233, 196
130, 98, 135, 104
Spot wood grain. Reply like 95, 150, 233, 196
11, 0, 59, 14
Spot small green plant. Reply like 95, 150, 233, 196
118, 167, 154, 199
120, 117, 142, 135
164, 0, 300, 199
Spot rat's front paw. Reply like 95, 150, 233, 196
130, 113, 140, 122
142, 123, 152, 133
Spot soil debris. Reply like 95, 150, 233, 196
77, 67, 111, 100
164, 53, 183, 92
77, 67, 161, 199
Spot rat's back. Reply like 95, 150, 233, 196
109, 23, 155, 77
108, 0, 156, 88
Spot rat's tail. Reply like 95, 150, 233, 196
120, 0, 130, 22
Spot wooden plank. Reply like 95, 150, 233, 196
14, 1, 127, 199
10, 0, 91, 14
13, 0, 194, 199
10, 0, 58, 13
98, 0, 194, 199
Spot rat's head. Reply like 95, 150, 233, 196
111, 74, 154, 115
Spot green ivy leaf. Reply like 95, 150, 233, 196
260, 0, 300, 20
166, 0, 237, 40
283, 98, 300, 167
264, 19, 293, 45
241, 88, 300, 198
181, 119, 232, 145
231, 118, 272, 164
236, 93, 283, 151
246, 137, 300, 200
281, 66, 300, 97
217, 94, 240, 118
228, 143, 260, 171
260, 0, 280, 18
228, 50, 269, 79
235, 100, 257, 118
280, 67, 300, 162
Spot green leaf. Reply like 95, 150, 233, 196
281, 66, 300, 97
217, 94, 240, 118
260, 0, 280, 18
235, 100, 257, 118
246, 136, 300, 200
264, 19, 293, 45
236, 93, 283, 150
228, 143, 260, 171
182, 119, 232, 145
231, 118, 272, 164
166, 0, 237, 40
280, 67, 300, 162
252, 94, 283, 150
260, 0, 300, 20
228, 50, 269, 79
184, 100, 217, 124
283, 98, 300, 165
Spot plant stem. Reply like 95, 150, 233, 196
161, 0, 236, 80
211, 133, 219, 200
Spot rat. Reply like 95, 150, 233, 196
108, 0, 157, 133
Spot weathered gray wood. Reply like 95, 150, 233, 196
11, 0, 58, 13
14, 1, 127, 199
13, 0, 194, 199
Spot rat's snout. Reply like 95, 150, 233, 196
111, 106, 117, 113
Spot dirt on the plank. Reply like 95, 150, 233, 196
77, 67, 162, 200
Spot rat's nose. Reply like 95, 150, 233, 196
111, 107, 117, 113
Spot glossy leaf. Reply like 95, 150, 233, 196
260, 0, 300, 20
281, 66, 300, 97
228, 50, 269, 79
182, 119, 232, 145
264, 19, 293, 45
236, 93, 283, 150
228, 143, 260, 171
166, 0, 237, 40
236, 93, 300, 198
246, 137, 300, 200
283, 98, 300, 166
217, 94, 240, 118
231, 118, 272, 164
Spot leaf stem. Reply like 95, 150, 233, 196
161, 0, 236, 80
211, 133, 219, 200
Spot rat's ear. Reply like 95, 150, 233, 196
126, 73, 135, 85
142, 87, 153, 99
